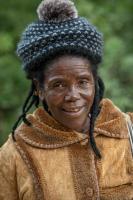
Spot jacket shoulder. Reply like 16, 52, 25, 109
0, 135, 18, 160
127, 112, 133, 123
0, 136, 19, 199
0, 135, 19, 174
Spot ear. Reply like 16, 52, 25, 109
33, 79, 45, 101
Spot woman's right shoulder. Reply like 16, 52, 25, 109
0, 135, 18, 163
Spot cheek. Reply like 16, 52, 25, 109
81, 86, 95, 106
82, 88, 94, 96
44, 91, 65, 108
81, 84, 95, 97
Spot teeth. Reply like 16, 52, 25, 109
64, 108, 80, 112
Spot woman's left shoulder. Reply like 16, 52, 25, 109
127, 112, 133, 123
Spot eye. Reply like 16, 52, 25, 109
53, 81, 66, 89
78, 79, 90, 87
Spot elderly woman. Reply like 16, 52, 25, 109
0, 0, 133, 199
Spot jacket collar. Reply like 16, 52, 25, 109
15, 98, 129, 149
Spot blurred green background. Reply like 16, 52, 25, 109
0, 0, 133, 146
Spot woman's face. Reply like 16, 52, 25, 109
38, 55, 95, 132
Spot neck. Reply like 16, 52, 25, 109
76, 116, 90, 134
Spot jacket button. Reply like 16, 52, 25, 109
80, 139, 88, 145
86, 187, 93, 197
128, 166, 133, 174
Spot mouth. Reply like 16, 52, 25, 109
61, 106, 85, 117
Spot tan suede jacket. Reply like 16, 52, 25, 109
0, 98, 133, 200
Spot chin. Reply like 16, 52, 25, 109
52, 111, 89, 132
61, 121, 86, 132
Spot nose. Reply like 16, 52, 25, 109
64, 85, 80, 102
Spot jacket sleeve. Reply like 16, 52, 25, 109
0, 137, 19, 200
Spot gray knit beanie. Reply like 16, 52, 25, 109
17, 0, 103, 71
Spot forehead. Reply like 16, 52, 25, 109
44, 55, 92, 77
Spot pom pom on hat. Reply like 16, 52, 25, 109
37, 0, 78, 22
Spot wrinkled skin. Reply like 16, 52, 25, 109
36, 55, 95, 133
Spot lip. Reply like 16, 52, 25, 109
61, 106, 85, 117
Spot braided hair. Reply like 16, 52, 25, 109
12, 55, 105, 159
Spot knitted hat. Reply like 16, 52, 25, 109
17, 0, 103, 71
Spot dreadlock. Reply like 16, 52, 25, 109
89, 76, 105, 159
11, 82, 39, 141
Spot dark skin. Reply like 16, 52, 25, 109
36, 55, 95, 133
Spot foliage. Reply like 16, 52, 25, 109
0, 0, 133, 145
